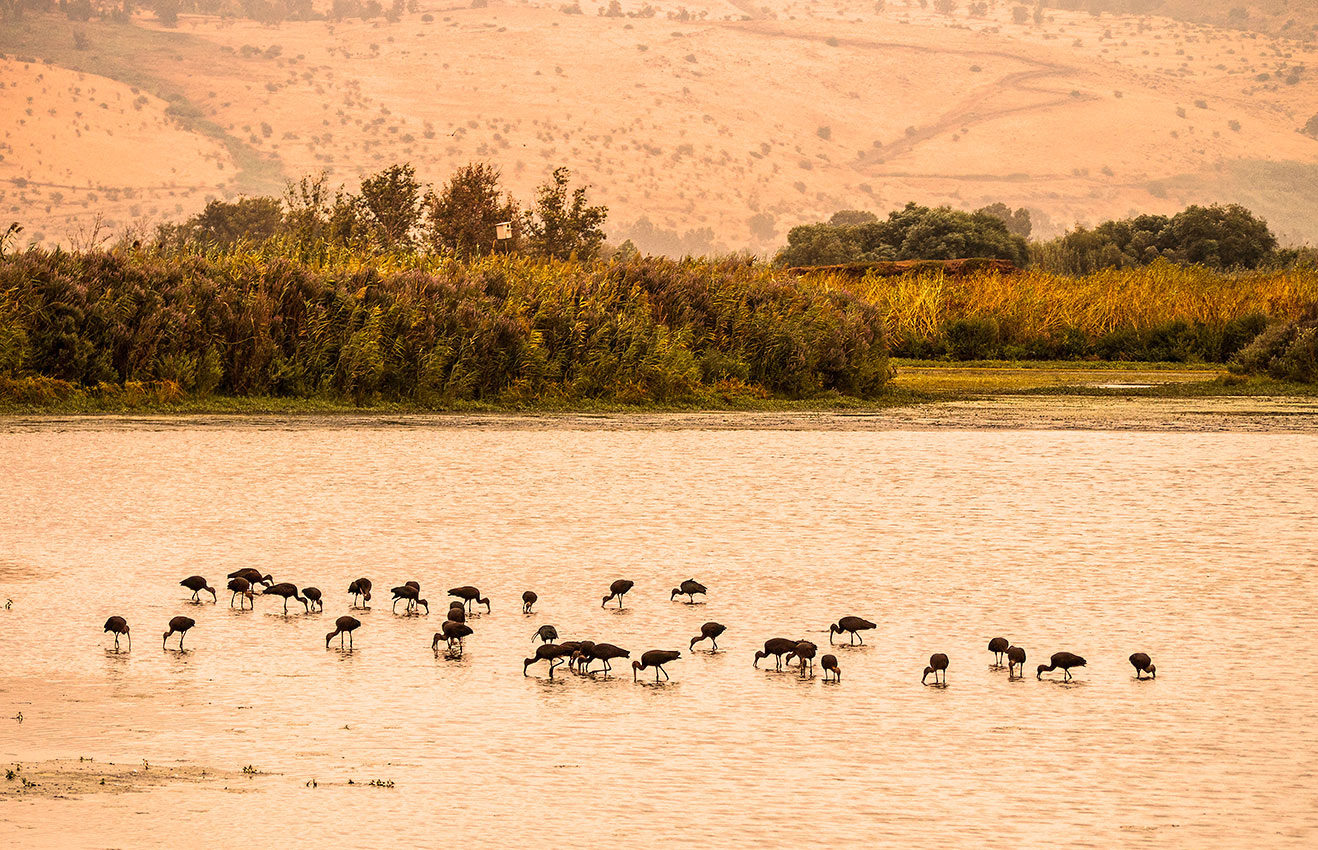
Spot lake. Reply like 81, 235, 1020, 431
1, 416, 1316, 848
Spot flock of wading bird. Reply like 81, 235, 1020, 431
102, 574, 1160, 684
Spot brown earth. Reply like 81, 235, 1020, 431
2, 1, 1317, 252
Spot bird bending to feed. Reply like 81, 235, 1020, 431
227, 568, 274, 589
754, 637, 798, 670
690, 621, 726, 651
582, 642, 630, 675
787, 640, 818, 676
227, 577, 254, 609
923, 653, 949, 685
262, 583, 308, 614
524, 643, 572, 678
602, 579, 634, 608
391, 583, 427, 614
179, 576, 216, 603
633, 649, 681, 682
1129, 652, 1156, 679
670, 579, 707, 603
449, 586, 490, 613
163, 616, 195, 650
988, 637, 1009, 666
821, 654, 841, 682
326, 616, 361, 649
1006, 645, 1027, 678
829, 616, 876, 645
533, 624, 559, 643
303, 587, 323, 612
522, 591, 537, 613
1038, 652, 1087, 681
347, 578, 372, 608
103, 616, 130, 651
435, 620, 475, 655
447, 603, 466, 623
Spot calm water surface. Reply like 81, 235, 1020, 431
1, 420, 1315, 848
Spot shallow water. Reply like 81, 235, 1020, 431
1, 420, 1316, 848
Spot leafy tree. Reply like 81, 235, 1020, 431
171, 197, 283, 247
523, 167, 608, 261
976, 202, 1032, 238
356, 163, 424, 251
424, 162, 521, 257
776, 203, 1027, 266
829, 210, 878, 226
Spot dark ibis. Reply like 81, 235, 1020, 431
633, 649, 681, 682
303, 587, 323, 613
754, 637, 798, 670
1037, 652, 1087, 681
524, 643, 571, 678
391, 584, 427, 614
179, 576, 216, 603
435, 620, 475, 654
690, 621, 726, 651
923, 653, 949, 685
533, 624, 559, 643
1129, 652, 1156, 679
787, 640, 818, 676
163, 616, 195, 650
829, 616, 876, 645
227, 577, 254, 609
522, 591, 537, 613
821, 654, 841, 682
262, 583, 308, 614
103, 616, 130, 651
447, 603, 466, 623
601, 579, 634, 609
326, 615, 361, 649
584, 642, 630, 675
670, 579, 707, 603
449, 586, 490, 613
988, 637, 1009, 666
1006, 645, 1027, 678
227, 568, 273, 588
347, 578, 372, 608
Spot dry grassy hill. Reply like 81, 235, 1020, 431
3, 0, 1317, 253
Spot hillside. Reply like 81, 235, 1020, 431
3, 0, 1318, 254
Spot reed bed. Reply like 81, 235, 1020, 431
0, 248, 892, 406
825, 261, 1318, 361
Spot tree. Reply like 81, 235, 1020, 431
179, 197, 283, 247
356, 163, 423, 251
1165, 204, 1276, 269
1012, 5, 1029, 24
424, 162, 521, 257
829, 210, 878, 226
523, 167, 608, 261
976, 202, 1032, 238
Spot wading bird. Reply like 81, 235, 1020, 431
391, 584, 427, 614
670, 579, 707, 603
449, 586, 490, 614
1129, 652, 1156, 679
227, 568, 273, 589
533, 624, 559, 643
754, 637, 798, 670
1038, 652, 1087, 681
303, 587, 323, 613
262, 583, 308, 614
690, 621, 726, 651
326, 615, 361, 649
103, 616, 130, 651
988, 637, 1010, 666
227, 577, 254, 609
821, 654, 841, 682
787, 640, 818, 677
633, 649, 681, 682
522, 591, 537, 613
447, 603, 466, 623
601, 579, 634, 609
1006, 645, 1027, 678
923, 653, 949, 685
163, 616, 195, 650
179, 576, 216, 603
434, 620, 474, 655
828, 616, 876, 645
347, 578, 372, 608
524, 643, 571, 678
583, 643, 630, 675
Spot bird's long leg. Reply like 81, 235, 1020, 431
711, 638, 718, 650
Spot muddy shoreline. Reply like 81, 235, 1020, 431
2, 396, 1317, 433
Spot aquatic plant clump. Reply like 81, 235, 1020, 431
0, 249, 892, 406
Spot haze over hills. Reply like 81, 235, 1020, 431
2, 0, 1317, 255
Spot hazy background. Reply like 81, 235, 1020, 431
2, 0, 1317, 254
